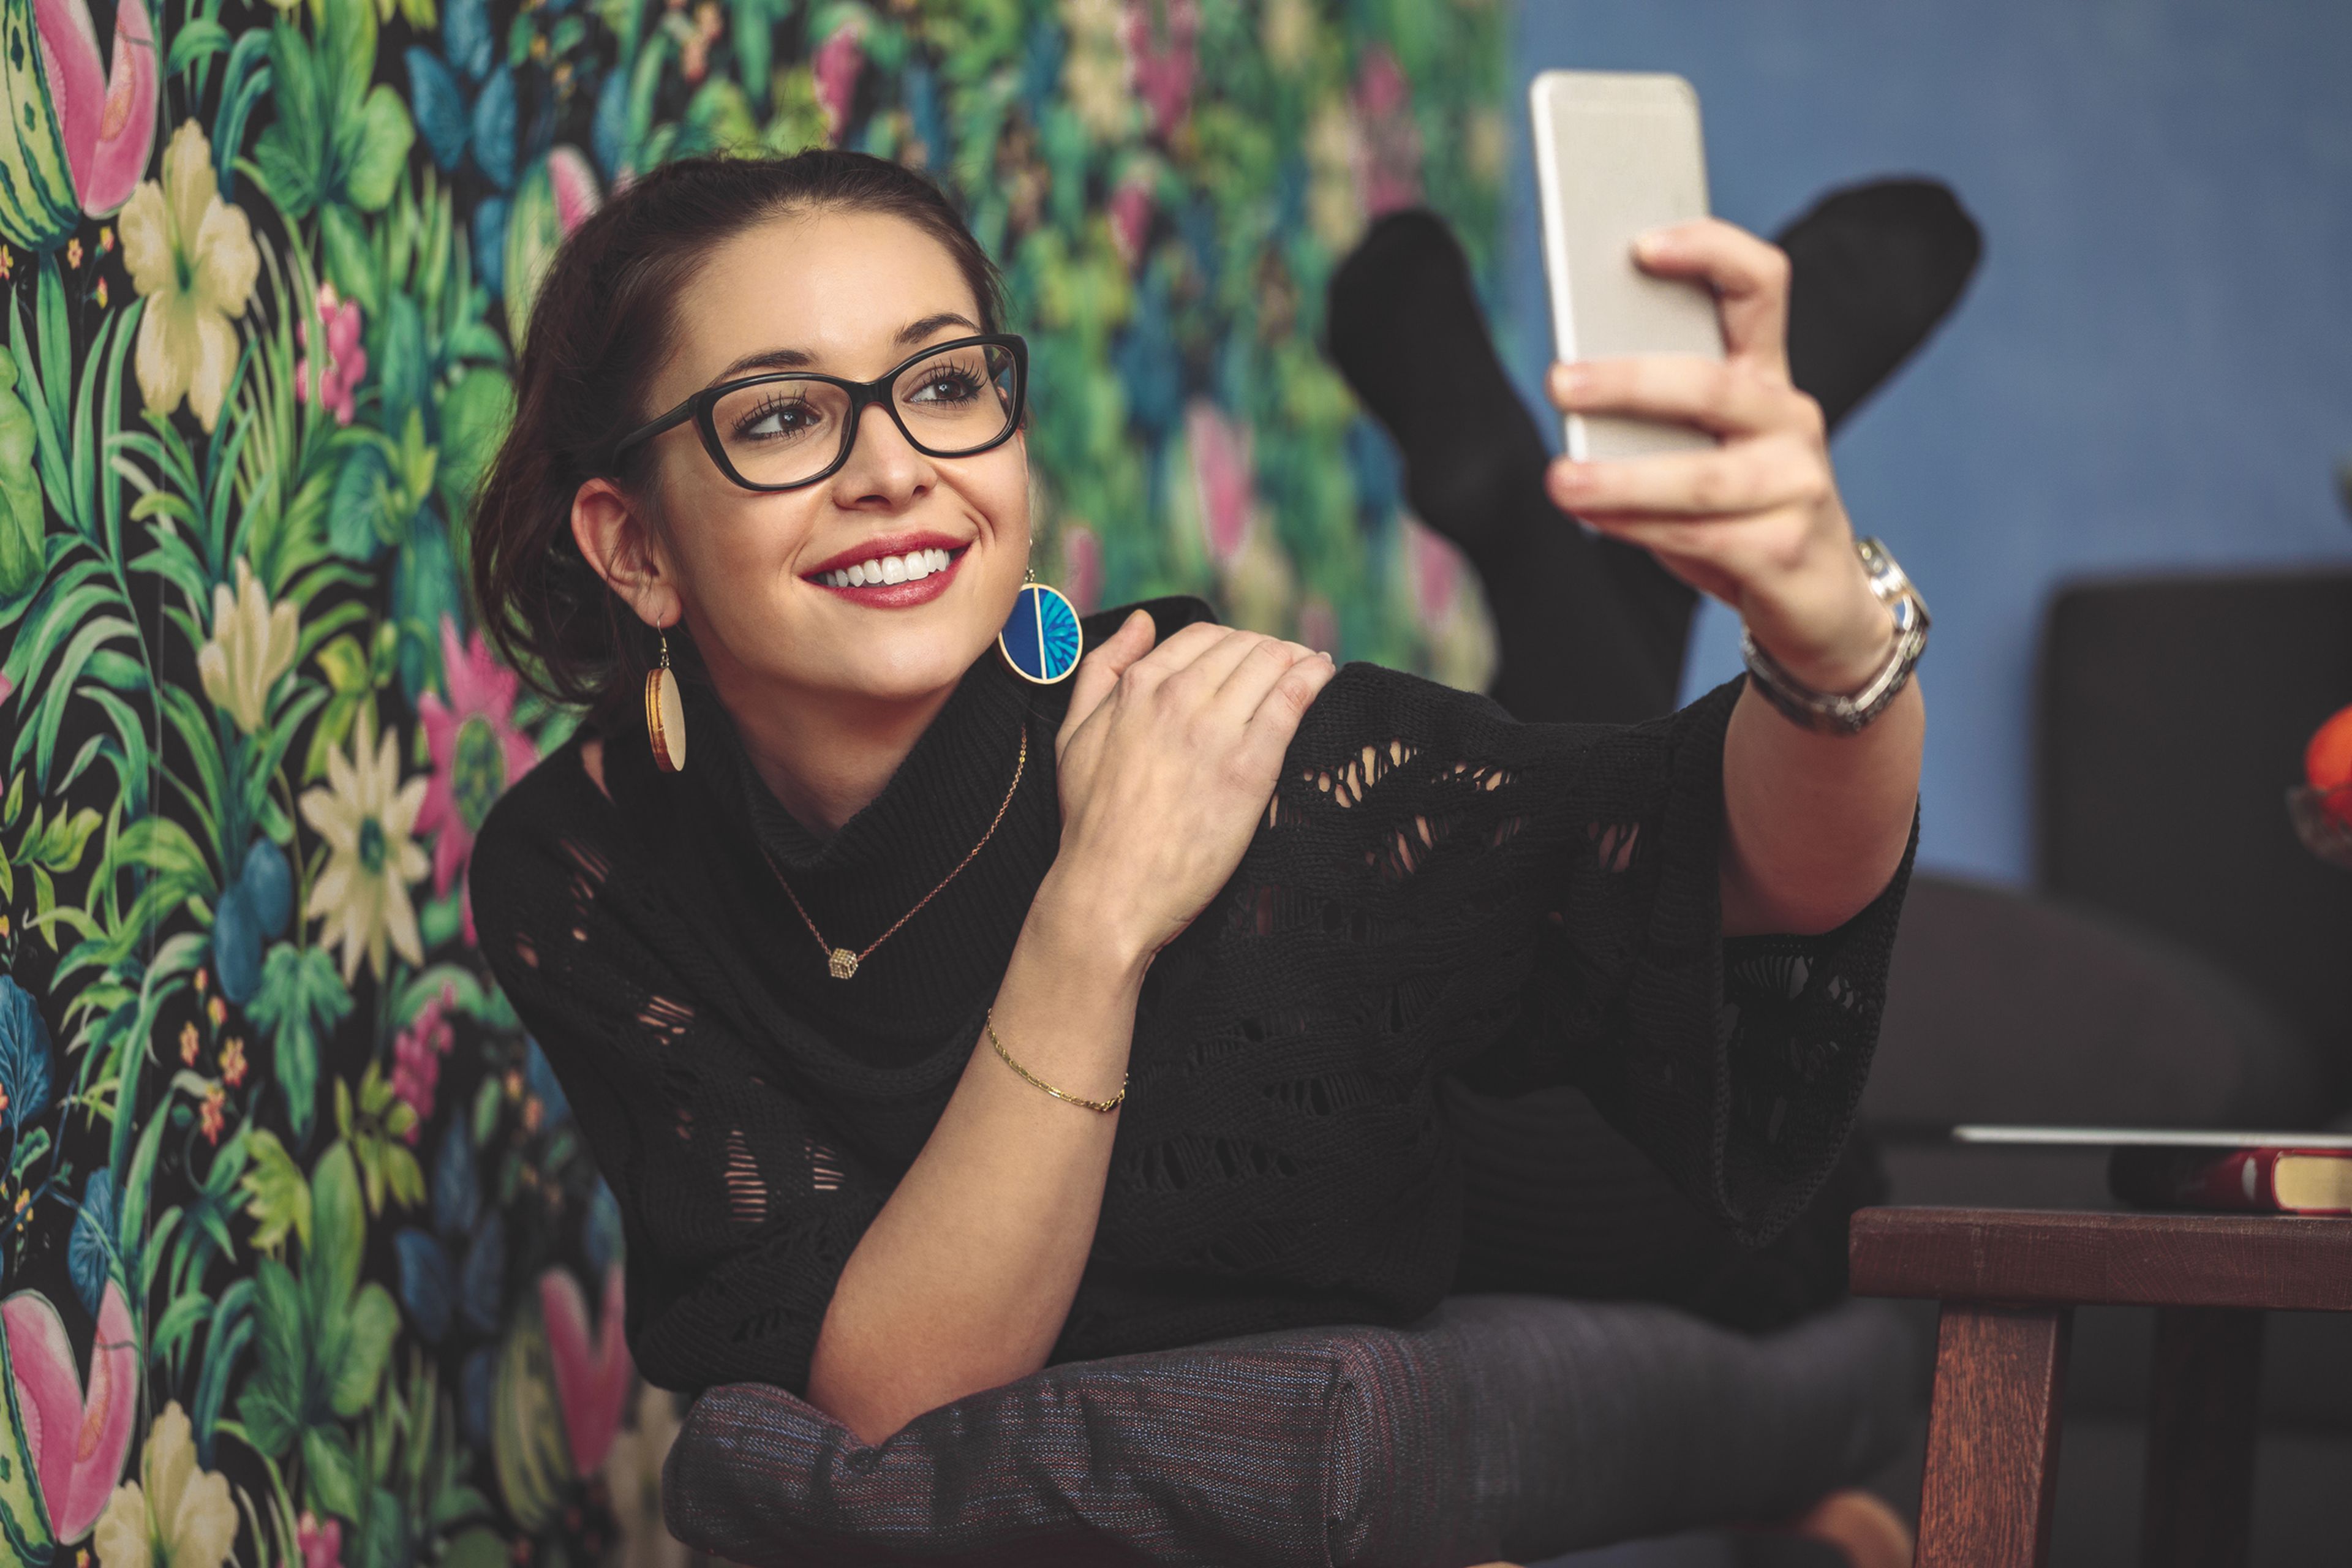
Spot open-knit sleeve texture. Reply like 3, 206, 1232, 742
471, 608, 1912, 1397
470, 757, 888, 1394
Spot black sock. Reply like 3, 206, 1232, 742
1326, 208, 1697, 722
1776, 178, 1983, 432
1324, 210, 1553, 557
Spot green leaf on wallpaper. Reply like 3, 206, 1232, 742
304, 1423, 364, 1520
471, 1076, 501, 1148
247, 943, 349, 1142
328, 443, 396, 561
442, 1527, 509, 1568
310, 1143, 366, 1310
355, 1487, 411, 1568
435, 366, 513, 516
731, 0, 775, 106
240, 1256, 306, 1456
372, 303, 427, 432
682, 78, 757, 154
321, 203, 380, 318
398, 407, 437, 502
255, 25, 325, 219
167, 17, 233, 75
241, 1129, 314, 1253
0, 354, 43, 603
328, 1283, 397, 1417
345, 87, 417, 213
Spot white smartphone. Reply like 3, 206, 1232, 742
1529, 69, 1723, 461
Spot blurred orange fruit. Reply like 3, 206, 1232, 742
2307, 703, 2352, 827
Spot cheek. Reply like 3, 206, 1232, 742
667, 478, 823, 608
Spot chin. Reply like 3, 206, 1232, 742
826, 620, 997, 700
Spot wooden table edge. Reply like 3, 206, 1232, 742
1848, 1205, 2352, 1313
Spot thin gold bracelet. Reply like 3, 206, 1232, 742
986, 1009, 1126, 1114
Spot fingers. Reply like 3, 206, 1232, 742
1058, 609, 1155, 744
1208, 635, 1327, 728
1630, 218, 1791, 373
1235, 652, 1338, 777
1168, 628, 1308, 703
1547, 356, 1819, 440
1547, 431, 1826, 519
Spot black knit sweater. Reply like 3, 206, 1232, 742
470, 598, 1913, 1396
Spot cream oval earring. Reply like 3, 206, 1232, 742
645, 622, 687, 772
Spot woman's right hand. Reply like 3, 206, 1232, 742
1044, 611, 1336, 969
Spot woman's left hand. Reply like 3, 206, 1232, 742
1544, 217, 1891, 695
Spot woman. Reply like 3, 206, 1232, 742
467, 151, 1923, 1460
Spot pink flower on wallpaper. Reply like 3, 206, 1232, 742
390, 984, 456, 1138
547, 145, 603, 236
1297, 596, 1339, 657
4, 1280, 139, 1545
679, 0, 722, 85
813, 20, 866, 143
295, 283, 366, 427
542, 1264, 632, 1476
1123, 0, 1199, 142
1107, 171, 1156, 268
1351, 46, 1424, 219
1406, 516, 1465, 628
1059, 524, 1104, 614
297, 1510, 345, 1568
1185, 400, 1256, 569
417, 617, 538, 943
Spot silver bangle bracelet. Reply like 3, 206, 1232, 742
1738, 537, 1930, 736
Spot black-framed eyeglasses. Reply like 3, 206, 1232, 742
609, 333, 1028, 491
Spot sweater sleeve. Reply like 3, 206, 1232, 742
1261, 668, 1913, 1248
1506, 677, 1915, 1245
471, 752, 886, 1396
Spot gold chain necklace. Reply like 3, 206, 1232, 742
761, 725, 1028, 979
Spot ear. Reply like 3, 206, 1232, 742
571, 476, 682, 629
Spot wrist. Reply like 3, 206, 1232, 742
1025, 862, 1155, 987
1744, 543, 1896, 695
1755, 594, 1896, 695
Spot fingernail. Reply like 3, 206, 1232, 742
1632, 229, 1668, 258
1551, 459, 1592, 494
1552, 363, 1587, 399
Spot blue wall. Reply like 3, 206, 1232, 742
1499, 0, 2352, 883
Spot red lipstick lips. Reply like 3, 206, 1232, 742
802, 532, 971, 609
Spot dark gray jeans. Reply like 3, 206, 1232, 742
662, 1294, 1917, 1567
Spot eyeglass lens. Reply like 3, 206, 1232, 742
708, 341, 1020, 487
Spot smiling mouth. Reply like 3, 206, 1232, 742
809, 546, 962, 589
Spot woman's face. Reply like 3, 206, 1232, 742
619, 208, 1030, 708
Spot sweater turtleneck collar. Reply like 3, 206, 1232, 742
601, 598, 1210, 1078
693, 646, 1041, 886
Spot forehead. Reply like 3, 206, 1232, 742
667, 207, 984, 383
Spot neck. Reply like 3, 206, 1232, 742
720, 673, 959, 837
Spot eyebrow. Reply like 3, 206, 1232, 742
711, 313, 982, 381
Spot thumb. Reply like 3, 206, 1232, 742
1058, 609, 1155, 744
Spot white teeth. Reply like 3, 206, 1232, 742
819, 549, 957, 589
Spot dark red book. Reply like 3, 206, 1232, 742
2108, 1145, 2352, 1215
1949, 1126, 2352, 1216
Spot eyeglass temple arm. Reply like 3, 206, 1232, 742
612, 399, 699, 461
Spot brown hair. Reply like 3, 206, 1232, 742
468, 149, 1008, 714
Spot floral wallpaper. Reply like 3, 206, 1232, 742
0, 0, 1507, 1564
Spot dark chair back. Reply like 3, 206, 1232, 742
2038, 568, 2352, 1098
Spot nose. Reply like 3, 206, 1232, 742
830, 398, 934, 510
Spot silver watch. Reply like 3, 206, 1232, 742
1738, 537, 1929, 735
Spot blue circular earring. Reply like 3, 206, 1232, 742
998, 571, 1083, 685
